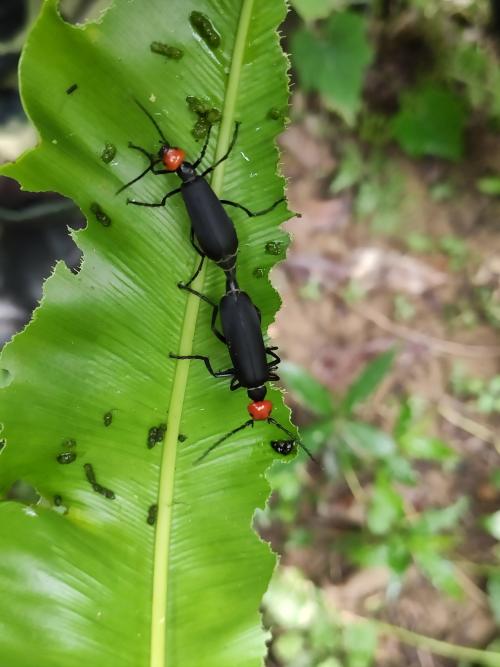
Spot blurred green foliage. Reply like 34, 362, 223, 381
289, 0, 500, 236
264, 568, 379, 667
291, 11, 374, 124
277, 2, 500, 663
265, 352, 470, 600
391, 84, 466, 160
451, 365, 500, 414
263, 350, 500, 662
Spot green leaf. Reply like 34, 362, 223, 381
386, 536, 412, 575
487, 573, 500, 624
318, 659, 343, 667
399, 433, 456, 462
342, 349, 396, 414
279, 362, 334, 417
357, 183, 404, 234
291, 0, 344, 21
264, 568, 320, 631
477, 176, 500, 196
392, 83, 467, 160
484, 511, 500, 540
415, 552, 463, 598
416, 497, 468, 534
385, 455, 417, 485
343, 621, 378, 667
447, 42, 489, 110
300, 419, 335, 453
393, 397, 414, 439
340, 421, 396, 460
491, 469, 500, 490
340, 537, 390, 569
331, 141, 365, 193
366, 473, 405, 535
273, 632, 305, 662
291, 12, 374, 125
341, 534, 412, 577
0, 1, 291, 665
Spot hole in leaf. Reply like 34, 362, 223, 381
0, 0, 27, 41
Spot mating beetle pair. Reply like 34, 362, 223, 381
118, 101, 314, 462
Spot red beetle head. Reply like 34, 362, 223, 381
247, 400, 273, 421
161, 146, 186, 172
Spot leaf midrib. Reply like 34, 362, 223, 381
150, 2, 255, 665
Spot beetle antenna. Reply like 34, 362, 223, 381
134, 98, 170, 147
267, 417, 318, 463
194, 419, 254, 464
116, 164, 156, 195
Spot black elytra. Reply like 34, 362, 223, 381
170, 279, 317, 464
176, 165, 238, 275
170, 280, 280, 398
221, 288, 271, 394
117, 99, 284, 286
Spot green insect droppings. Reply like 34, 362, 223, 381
84, 463, 115, 500
62, 438, 76, 448
178, 434, 187, 443
265, 241, 283, 256
189, 11, 221, 50
150, 41, 184, 60
147, 504, 158, 526
84, 463, 96, 485
206, 108, 222, 124
66, 83, 78, 95
186, 96, 207, 115
103, 411, 113, 427
101, 143, 116, 163
90, 202, 111, 227
186, 96, 222, 139
93, 484, 116, 500
57, 451, 77, 465
253, 267, 265, 279
192, 118, 210, 140
147, 423, 167, 449
54, 494, 63, 506
267, 107, 282, 121
0, 438, 5, 452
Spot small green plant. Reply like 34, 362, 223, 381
267, 351, 469, 597
264, 567, 379, 667
264, 566, 500, 667
451, 365, 500, 414
475, 286, 500, 329
438, 235, 469, 271
392, 83, 466, 161
393, 294, 416, 322
291, 10, 374, 125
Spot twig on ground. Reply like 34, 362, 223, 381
346, 302, 500, 359
438, 397, 500, 454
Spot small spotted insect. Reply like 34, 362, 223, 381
147, 423, 166, 449
57, 451, 77, 465
270, 440, 295, 456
